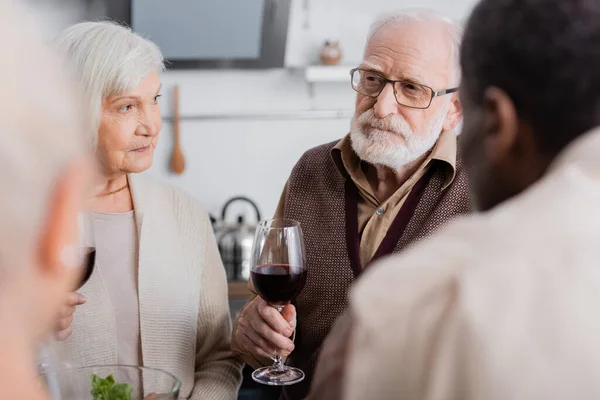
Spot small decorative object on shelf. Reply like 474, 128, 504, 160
320, 40, 343, 66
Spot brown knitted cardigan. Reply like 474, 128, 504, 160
279, 140, 471, 400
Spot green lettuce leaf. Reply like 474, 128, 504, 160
91, 374, 134, 400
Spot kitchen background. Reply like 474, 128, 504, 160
29, 0, 477, 223
27, 0, 480, 397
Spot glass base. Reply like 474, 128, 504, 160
252, 366, 305, 386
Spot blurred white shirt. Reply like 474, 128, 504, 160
341, 127, 600, 400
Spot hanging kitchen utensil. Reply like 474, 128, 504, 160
217, 196, 262, 281
170, 84, 185, 174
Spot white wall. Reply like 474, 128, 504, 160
285, 0, 477, 67
149, 70, 352, 222
31, 0, 478, 222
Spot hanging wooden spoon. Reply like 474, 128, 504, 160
170, 84, 185, 174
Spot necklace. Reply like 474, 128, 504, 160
91, 183, 129, 198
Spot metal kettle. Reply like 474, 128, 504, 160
216, 196, 261, 281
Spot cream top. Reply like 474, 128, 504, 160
62, 173, 243, 399
92, 210, 141, 366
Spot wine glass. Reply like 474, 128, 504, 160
77, 212, 95, 289
250, 219, 307, 386
38, 213, 96, 398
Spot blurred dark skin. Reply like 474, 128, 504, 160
459, 85, 551, 211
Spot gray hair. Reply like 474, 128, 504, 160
366, 9, 463, 86
53, 21, 165, 145
0, 0, 85, 270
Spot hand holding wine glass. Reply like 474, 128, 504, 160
55, 292, 86, 341
249, 219, 307, 386
55, 212, 94, 341
39, 211, 97, 399
235, 295, 297, 359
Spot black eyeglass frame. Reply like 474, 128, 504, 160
350, 67, 458, 110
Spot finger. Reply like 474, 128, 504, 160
56, 315, 73, 331
237, 298, 286, 336
246, 328, 294, 357
236, 331, 262, 358
249, 316, 294, 353
240, 326, 277, 355
59, 305, 76, 318
280, 304, 297, 331
258, 302, 293, 336
55, 326, 73, 341
237, 312, 293, 359
248, 327, 294, 358
65, 292, 86, 306
239, 330, 280, 360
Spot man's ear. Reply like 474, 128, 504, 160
37, 160, 87, 283
442, 93, 463, 132
481, 87, 520, 166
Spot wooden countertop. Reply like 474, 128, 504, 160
228, 281, 252, 298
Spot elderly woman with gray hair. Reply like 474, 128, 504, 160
53, 21, 242, 399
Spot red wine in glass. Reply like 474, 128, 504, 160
251, 264, 306, 307
77, 247, 96, 289
77, 213, 95, 290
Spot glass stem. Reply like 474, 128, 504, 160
272, 305, 286, 373
272, 355, 285, 373
38, 343, 62, 400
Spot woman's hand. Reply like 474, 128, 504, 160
55, 292, 86, 341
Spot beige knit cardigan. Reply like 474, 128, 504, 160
60, 173, 243, 399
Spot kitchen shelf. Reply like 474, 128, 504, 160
161, 66, 356, 123
163, 109, 353, 121
304, 65, 352, 83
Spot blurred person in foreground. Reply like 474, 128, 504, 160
0, 1, 90, 399
52, 21, 242, 399
311, 0, 600, 398
232, 9, 471, 399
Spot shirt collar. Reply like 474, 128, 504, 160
331, 130, 457, 191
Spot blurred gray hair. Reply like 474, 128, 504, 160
53, 21, 165, 145
0, 0, 85, 270
366, 9, 463, 86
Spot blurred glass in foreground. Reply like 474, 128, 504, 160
0, 0, 92, 399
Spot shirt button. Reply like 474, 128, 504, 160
376, 208, 385, 216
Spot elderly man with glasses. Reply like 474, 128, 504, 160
231, 10, 471, 400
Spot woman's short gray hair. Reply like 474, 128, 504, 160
53, 21, 165, 145
366, 9, 463, 86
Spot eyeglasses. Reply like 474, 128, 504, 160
350, 68, 458, 110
